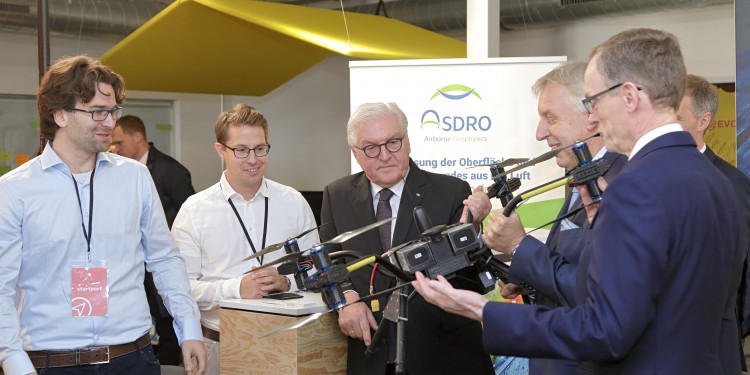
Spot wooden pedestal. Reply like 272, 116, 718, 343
220, 306, 347, 375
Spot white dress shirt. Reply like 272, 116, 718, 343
0, 146, 202, 375
172, 173, 319, 330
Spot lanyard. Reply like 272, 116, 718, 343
228, 196, 268, 265
71, 164, 96, 260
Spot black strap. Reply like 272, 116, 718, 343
228, 196, 268, 265
71, 164, 96, 259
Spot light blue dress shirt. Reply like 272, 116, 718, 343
0, 145, 201, 375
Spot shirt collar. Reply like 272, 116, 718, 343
138, 150, 149, 165
41, 142, 113, 173
219, 171, 269, 202
369, 167, 409, 201
628, 123, 683, 160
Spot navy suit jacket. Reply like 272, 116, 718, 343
508, 151, 626, 375
705, 146, 750, 373
320, 160, 493, 375
482, 131, 743, 374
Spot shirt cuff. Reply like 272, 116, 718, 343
2, 352, 35, 375
223, 277, 243, 300
175, 317, 203, 345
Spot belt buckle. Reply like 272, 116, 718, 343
78, 346, 110, 365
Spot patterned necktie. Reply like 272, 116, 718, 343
376, 188, 394, 252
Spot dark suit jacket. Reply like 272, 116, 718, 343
706, 146, 750, 373
482, 131, 743, 374
143, 143, 195, 320
146, 143, 195, 228
320, 160, 493, 375
508, 151, 626, 375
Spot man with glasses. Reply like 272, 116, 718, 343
171, 103, 319, 374
0, 55, 207, 374
319, 102, 493, 375
482, 61, 626, 375
111, 114, 196, 366
412, 28, 743, 374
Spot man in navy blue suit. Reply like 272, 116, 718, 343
482, 62, 625, 375
413, 28, 744, 374
676, 73, 750, 373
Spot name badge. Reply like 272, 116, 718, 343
71, 260, 109, 317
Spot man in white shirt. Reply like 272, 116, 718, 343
172, 103, 319, 374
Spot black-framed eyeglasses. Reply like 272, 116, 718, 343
68, 106, 123, 121
582, 83, 623, 114
220, 143, 271, 158
354, 136, 405, 158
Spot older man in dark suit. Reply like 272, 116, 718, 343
483, 61, 626, 375
676, 73, 750, 373
413, 28, 743, 374
112, 115, 196, 366
320, 102, 493, 375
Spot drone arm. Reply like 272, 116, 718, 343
502, 176, 570, 217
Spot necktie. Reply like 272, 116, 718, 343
567, 188, 580, 212
376, 188, 394, 252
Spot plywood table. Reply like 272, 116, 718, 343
219, 292, 347, 375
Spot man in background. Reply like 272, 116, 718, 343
112, 114, 196, 366
483, 61, 625, 375
172, 103, 319, 374
320, 102, 494, 375
112, 115, 195, 227
676, 73, 750, 373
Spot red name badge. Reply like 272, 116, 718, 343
71, 261, 108, 317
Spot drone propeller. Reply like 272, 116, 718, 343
243, 222, 327, 262
259, 283, 410, 338
492, 133, 601, 179
244, 217, 395, 273
468, 157, 530, 169
323, 217, 396, 245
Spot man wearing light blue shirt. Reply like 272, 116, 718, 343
0, 55, 206, 375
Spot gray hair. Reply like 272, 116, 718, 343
532, 61, 588, 113
590, 28, 686, 111
685, 74, 719, 125
347, 102, 408, 146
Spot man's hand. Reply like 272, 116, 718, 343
241, 267, 288, 298
337, 292, 378, 346
577, 176, 608, 223
252, 266, 289, 293
483, 210, 525, 254
412, 272, 487, 321
181, 339, 208, 375
462, 185, 492, 231
497, 279, 525, 300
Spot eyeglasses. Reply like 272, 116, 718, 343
69, 106, 123, 121
220, 143, 271, 158
354, 136, 405, 158
581, 83, 623, 114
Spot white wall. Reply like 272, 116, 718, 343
0, 2, 735, 191
496, 4, 735, 82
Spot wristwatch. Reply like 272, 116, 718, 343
284, 276, 292, 291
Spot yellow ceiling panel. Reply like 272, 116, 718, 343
100, 0, 467, 96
